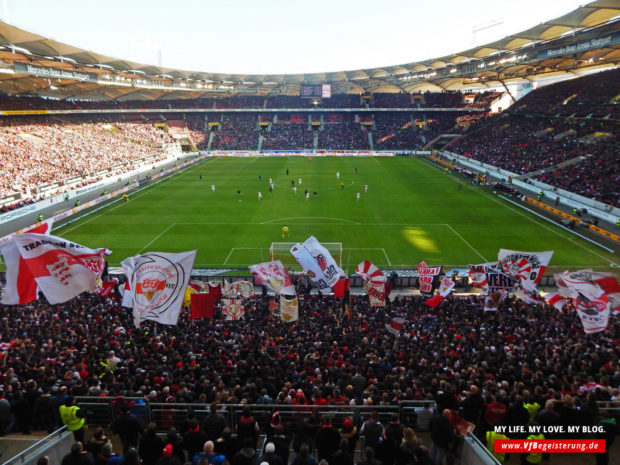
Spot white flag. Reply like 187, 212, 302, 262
12, 233, 108, 305
280, 295, 299, 323
290, 236, 343, 290
386, 317, 405, 336
222, 298, 245, 320
121, 251, 196, 327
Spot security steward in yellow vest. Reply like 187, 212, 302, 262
486, 430, 508, 463
59, 395, 86, 442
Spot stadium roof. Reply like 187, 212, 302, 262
0, 0, 619, 100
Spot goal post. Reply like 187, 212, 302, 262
269, 242, 343, 268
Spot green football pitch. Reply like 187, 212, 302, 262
53, 156, 618, 272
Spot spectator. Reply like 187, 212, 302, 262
183, 419, 208, 461
62, 442, 95, 465
289, 443, 317, 465
257, 442, 283, 465
314, 414, 341, 461
192, 441, 225, 465
112, 403, 143, 454
203, 403, 227, 441
86, 427, 110, 457
155, 445, 182, 465
429, 410, 455, 465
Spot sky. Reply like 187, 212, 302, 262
1, 0, 589, 75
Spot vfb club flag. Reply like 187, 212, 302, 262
249, 260, 296, 295
417, 261, 442, 296
498, 249, 553, 289
121, 251, 196, 327
10, 233, 109, 305
290, 236, 343, 290
356, 260, 387, 307
0, 220, 53, 305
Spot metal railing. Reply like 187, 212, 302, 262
1, 427, 68, 465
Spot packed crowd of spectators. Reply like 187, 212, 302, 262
0, 91, 497, 112
211, 115, 260, 151
0, 287, 618, 463
0, 117, 175, 198
511, 68, 620, 118
372, 115, 423, 150
261, 124, 314, 151
319, 122, 369, 150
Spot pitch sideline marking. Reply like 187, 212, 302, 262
445, 224, 488, 262
382, 248, 392, 266
138, 223, 176, 254
58, 158, 212, 235
469, 187, 617, 266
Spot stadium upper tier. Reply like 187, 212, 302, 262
0, 91, 500, 111
0, 2, 618, 99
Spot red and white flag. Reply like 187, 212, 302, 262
467, 262, 497, 293
121, 250, 196, 327
0, 341, 17, 351
222, 298, 245, 320
249, 260, 296, 295
356, 260, 387, 306
386, 317, 405, 336
11, 233, 109, 305
1, 221, 53, 305
545, 292, 568, 312
425, 277, 455, 308
417, 261, 442, 296
498, 249, 553, 289
554, 270, 615, 334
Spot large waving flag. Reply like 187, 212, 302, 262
425, 277, 455, 308
356, 260, 387, 306
11, 233, 108, 305
121, 251, 196, 327
290, 236, 343, 290
554, 270, 617, 334
417, 261, 442, 297
249, 260, 296, 295
280, 295, 299, 323
467, 262, 498, 293
223, 280, 254, 298
1, 220, 53, 305
498, 249, 553, 290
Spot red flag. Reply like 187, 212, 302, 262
98, 280, 117, 297
333, 278, 350, 298
386, 317, 405, 336
190, 293, 215, 319
1, 221, 53, 305
269, 299, 279, 313
207, 282, 222, 301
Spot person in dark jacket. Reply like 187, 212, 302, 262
95, 442, 123, 465
429, 410, 455, 465
356, 447, 381, 465
203, 403, 227, 441
139, 423, 163, 465
164, 428, 185, 464
214, 427, 240, 463
182, 419, 208, 461
329, 439, 353, 465
460, 385, 484, 425
360, 412, 384, 451
85, 427, 110, 458
257, 442, 284, 465
112, 404, 143, 454
155, 444, 182, 465
236, 406, 260, 450
289, 443, 317, 465
315, 415, 341, 461
231, 437, 259, 465
61, 442, 95, 465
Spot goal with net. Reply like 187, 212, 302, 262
269, 242, 343, 268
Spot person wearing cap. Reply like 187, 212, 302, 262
338, 417, 358, 456
155, 444, 182, 465
59, 395, 86, 442
192, 441, 225, 465
258, 442, 283, 465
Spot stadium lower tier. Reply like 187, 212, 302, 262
0, 291, 617, 442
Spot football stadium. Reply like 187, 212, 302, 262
0, 1, 619, 465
